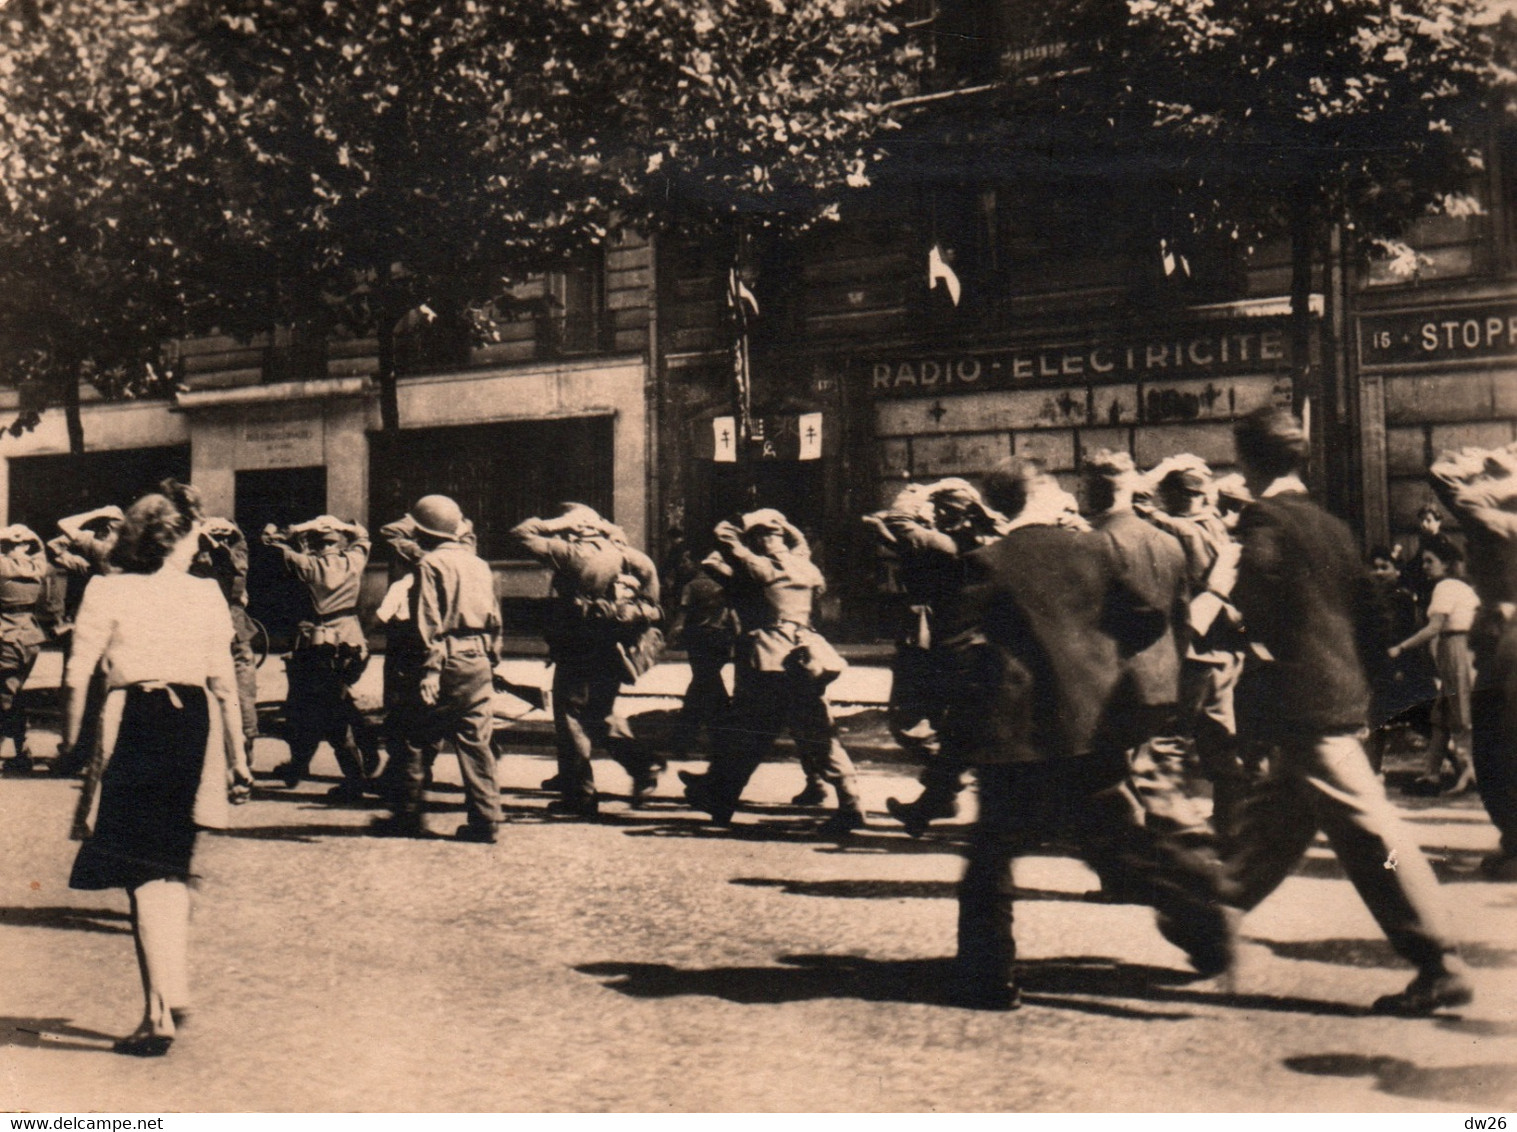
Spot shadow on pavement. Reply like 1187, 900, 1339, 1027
1284, 1053, 1517, 1106
728, 877, 1089, 903
1259, 937, 1517, 969
2, 1017, 118, 1052
578, 953, 1362, 1019
0, 906, 130, 935
215, 823, 378, 843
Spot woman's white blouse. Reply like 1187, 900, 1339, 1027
65, 571, 237, 691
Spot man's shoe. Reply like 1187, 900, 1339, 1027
540, 774, 566, 792
369, 814, 428, 839
817, 808, 866, 838
791, 780, 827, 806
681, 779, 734, 825
453, 823, 498, 844
1157, 906, 1239, 979
2, 754, 34, 776
325, 780, 368, 803
271, 762, 305, 789
546, 798, 600, 820
1371, 969, 1474, 1016
1479, 851, 1517, 881
676, 769, 707, 789
947, 976, 1022, 1011
886, 796, 936, 838
629, 771, 659, 808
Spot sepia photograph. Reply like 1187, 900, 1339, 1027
2, 0, 1517, 1114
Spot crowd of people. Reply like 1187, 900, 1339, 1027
17, 403, 1517, 1052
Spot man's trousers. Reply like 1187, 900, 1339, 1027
1224, 730, 1457, 972
399, 638, 499, 831
957, 755, 1231, 988
707, 666, 861, 812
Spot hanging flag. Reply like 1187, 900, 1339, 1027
797, 412, 823, 461
927, 244, 961, 306
726, 268, 755, 442
712, 416, 738, 463
733, 274, 760, 317
1160, 238, 1192, 278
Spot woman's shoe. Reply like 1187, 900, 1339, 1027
1404, 775, 1443, 797
114, 1032, 173, 1057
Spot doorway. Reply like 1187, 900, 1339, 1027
236, 466, 327, 646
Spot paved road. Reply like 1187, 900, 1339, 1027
3, 730, 1517, 1113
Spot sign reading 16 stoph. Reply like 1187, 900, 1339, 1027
1359, 302, 1517, 368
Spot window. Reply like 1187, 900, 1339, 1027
368, 416, 615, 561
540, 263, 606, 357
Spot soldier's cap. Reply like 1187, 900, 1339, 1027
408, 495, 465, 539
289, 514, 349, 537
741, 508, 803, 548
926, 477, 986, 511
1212, 473, 1252, 504
883, 482, 935, 523
557, 502, 625, 542
1147, 453, 1213, 495
1083, 448, 1139, 482
740, 507, 790, 534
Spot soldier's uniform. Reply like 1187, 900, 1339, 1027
45, 507, 123, 777
0, 527, 48, 773
191, 517, 260, 763
265, 515, 372, 797
514, 504, 663, 818
682, 509, 864, 835
867, 480, 1007, 836
374, 497, 502, 842
1138, 456, 1256, 845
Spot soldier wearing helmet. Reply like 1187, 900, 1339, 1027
373, 495, 503, 842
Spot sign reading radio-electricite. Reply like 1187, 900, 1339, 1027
865, 321, 1290, 397
1359, 303, 1517, 368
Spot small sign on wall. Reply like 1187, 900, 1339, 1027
233, 405, 324, 469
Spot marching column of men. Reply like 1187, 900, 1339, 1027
18, 401, 1517, 1019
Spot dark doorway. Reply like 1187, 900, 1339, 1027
236, 466, 327, 646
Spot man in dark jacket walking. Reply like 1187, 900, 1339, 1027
946, 457, 1234, 1010
1226, 407, 1471, 1016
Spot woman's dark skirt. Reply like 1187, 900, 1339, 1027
69, 684, 209, 892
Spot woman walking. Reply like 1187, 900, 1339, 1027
65, 483, 249, 1056
1390, 534, 1480, 795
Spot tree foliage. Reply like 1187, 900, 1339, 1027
0, 0, 917, 443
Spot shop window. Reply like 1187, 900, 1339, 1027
368, 415, 615, 561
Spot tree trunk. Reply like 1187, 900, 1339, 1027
61, 368, 85, 456
1288, 185, 1316, 416
376, 315, 400, 432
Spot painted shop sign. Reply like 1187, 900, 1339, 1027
1359, 302, 1517, 369
864, 321, 1290, 398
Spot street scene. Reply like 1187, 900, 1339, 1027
3, 657, 1516, 1113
